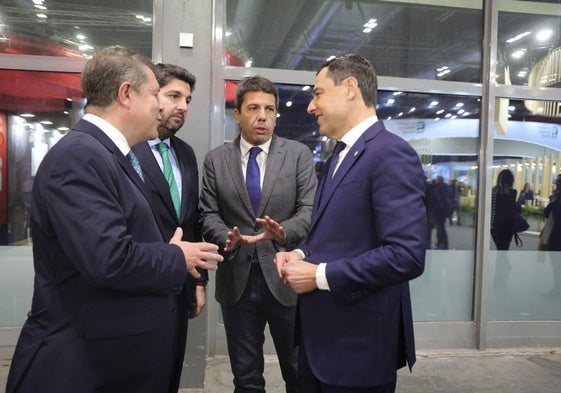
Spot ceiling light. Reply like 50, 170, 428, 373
20, 113, 35, 118
455, 102, 464, 108
285, 101, 293, 107
362, 28, 372, 34
409, 107, 416, 113
34, 5, 46, 10
326, 55, 336, 61
506, 31, 531, 43
244, 60, 252, 67
512, 49, 526, 59
302, 86, 310, 91
32, 0, 44, 4
457, 109, 465, 115
36, 13, 47, 19
57, 127, 70, 131
536, 29, 553, 41
436, 109, 444, 114
76, 34, 86, 40
393, 91, 403, 96
363, 19, 377, 29
40, 120, 53, 125
386, 98, 395, 105
430, 101, 439, 107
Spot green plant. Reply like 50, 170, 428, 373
521, 205, 545, 221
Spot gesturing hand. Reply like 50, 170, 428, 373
169, 228, 223, 278
224, 216, 286, 253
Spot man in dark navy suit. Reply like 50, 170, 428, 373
133, 63, 207, 393
6, 47, 222, 393
276, 54, 427, 393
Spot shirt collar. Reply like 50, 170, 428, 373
83, 113, 130, 156
240, 136, 272, 157
147, 137, 170, 150
340, 115, 378, 149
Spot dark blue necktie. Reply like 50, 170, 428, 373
246, 147, 262, 213
326, 141, 346, 181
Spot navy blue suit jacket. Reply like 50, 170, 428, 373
133, 137, 207, 392
7, 119, 188, 393
298, 121, 427, 387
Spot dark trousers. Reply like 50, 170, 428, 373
299, 345, 396, 393
221, 264, 298, 393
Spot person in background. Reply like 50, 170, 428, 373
490, 168, 518, 288
543, 174, 561, 296
275, 54, 426, 393
133, 63, 207, 393
449, 178, 463, 225
427, 175, 451, 249
5, 46, 222, 393
517, 182, 534, 206
200, 76, 317, 393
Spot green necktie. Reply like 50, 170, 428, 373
157, 142, 181, 219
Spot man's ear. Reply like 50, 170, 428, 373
345, 77, 359, 99
117, 81, 133, 108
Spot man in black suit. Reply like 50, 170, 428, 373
133, 63, 206, 393
6, 47, 222, 393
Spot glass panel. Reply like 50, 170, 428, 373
225, 81, 480, 321
489, 98, 561, 320
225, 0, 483, 81
0, 0, 153, 58
0, 69, 83, 245
498, 2, 561, 88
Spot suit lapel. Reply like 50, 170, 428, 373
73, 120, 151, 201
171, 137, 194, 222
134, 142, 178, 222
259, 135, 284, 217
310, 121, 382, 232
227, 138, 255, 215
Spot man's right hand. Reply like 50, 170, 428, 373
169, 228, 223, 278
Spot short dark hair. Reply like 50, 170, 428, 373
153, 63, 196, 91
81, 46, 154, 108
318, 54, 378, 108
234, 75, 279, 111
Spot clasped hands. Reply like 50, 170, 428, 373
224, 215, 286, 252
274, 251, 318, 294
169, 227, 223, 279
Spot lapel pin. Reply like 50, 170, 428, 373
354, 151, 359, 157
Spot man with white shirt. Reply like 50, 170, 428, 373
200, 76, 317, 393
275, 54, 427, 393
6, 46, 222, 393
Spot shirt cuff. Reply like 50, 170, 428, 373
315, 263, 330, 291
294, 249, 305, 259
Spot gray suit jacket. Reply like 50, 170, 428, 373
200, 135, 317, 306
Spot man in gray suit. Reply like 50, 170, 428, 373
200, 76, 317, 393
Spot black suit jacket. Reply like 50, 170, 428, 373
6, 119, 188, 393
133, 136, 207, 393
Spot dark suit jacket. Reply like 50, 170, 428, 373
200, 135, 317, 307
133, 137, 207, 392
298, 121, 427, 387
6, 119, 188, 393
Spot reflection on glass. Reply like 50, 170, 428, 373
498, 5, 561, 88
224, 81, 481, 321
0, 0, 153, 57
226, 0, 483, 81
0, 70, 82, 245
489, 98, 561, 321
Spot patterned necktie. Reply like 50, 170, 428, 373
127, 150, 144, 182
246, 146, 262, 213
157, 142, 181, 219
326, 141, 346, 180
